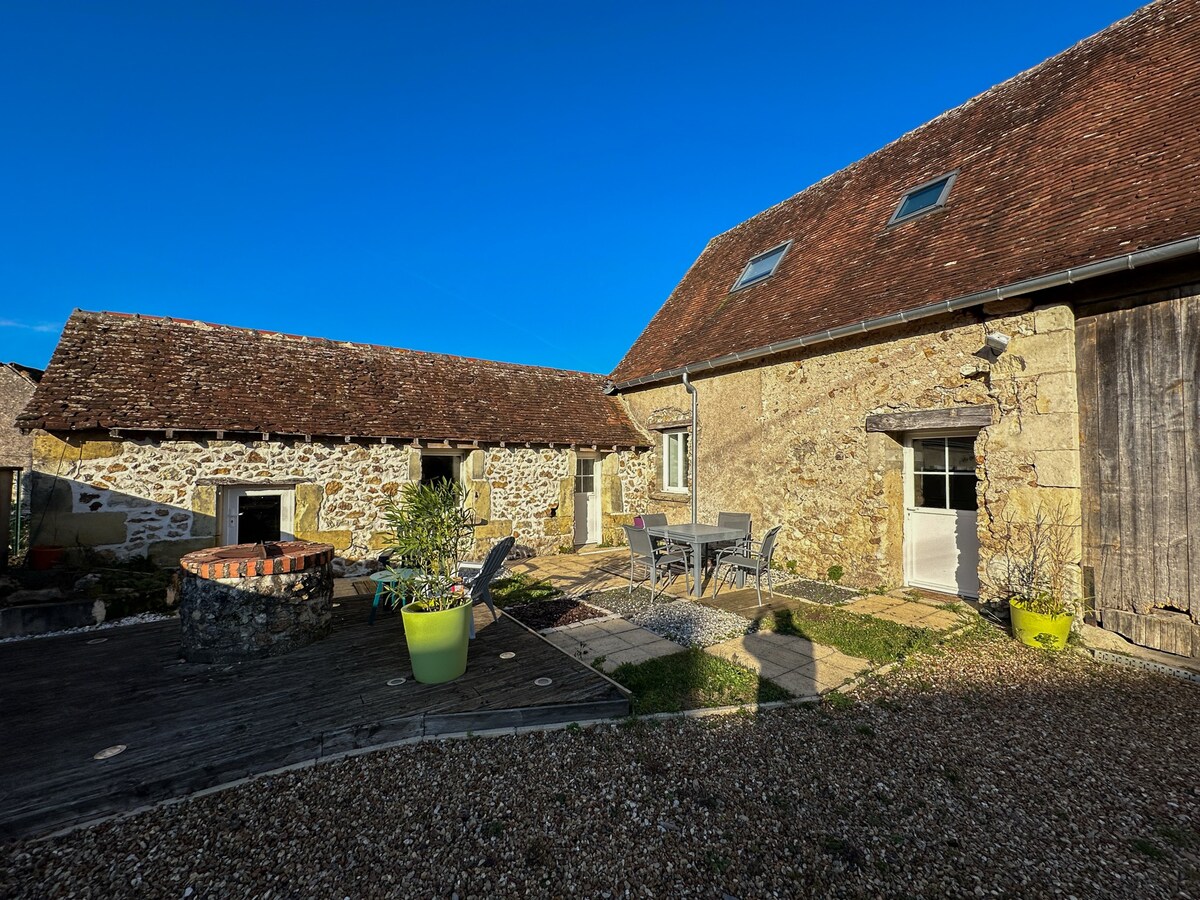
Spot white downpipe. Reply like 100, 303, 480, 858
682, 373, 697, 525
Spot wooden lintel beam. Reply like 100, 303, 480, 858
864, 404, 995, 434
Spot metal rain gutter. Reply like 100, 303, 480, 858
612, 235, 1200, 391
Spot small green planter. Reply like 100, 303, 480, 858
1009, 599, 1073, 651
401, 600, 472, 684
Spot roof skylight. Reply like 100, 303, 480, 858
732, 241, 791, 291
889, 172, 957, 224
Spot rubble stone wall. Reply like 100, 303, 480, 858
618, 303, 1083, 601
29, 433, 648, 568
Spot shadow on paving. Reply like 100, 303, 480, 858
0, 598, 627, 840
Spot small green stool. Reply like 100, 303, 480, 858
368, 568, 420, 625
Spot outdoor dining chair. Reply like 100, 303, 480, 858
637, 512, 669, 549
621, 524, 691, 600
712, 525, 782, 605
712, 511, 753, 558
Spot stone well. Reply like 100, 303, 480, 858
178, 541, 334, 664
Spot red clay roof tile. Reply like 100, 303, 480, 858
612, 0, 1200, 383
21, 311, 648, 447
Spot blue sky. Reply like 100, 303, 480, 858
1, 1, 1142, 372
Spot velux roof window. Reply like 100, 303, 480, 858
889, 171, 958, 225
732, 240, 791, 291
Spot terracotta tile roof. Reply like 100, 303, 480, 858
612, 0, 1200, 384
20, 311, 648, 447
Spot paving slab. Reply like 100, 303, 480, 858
597, 642, 682, 673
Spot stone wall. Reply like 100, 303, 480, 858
0, 364, 37, 470
618, 302, 1083, 602
29, 432, 649, 567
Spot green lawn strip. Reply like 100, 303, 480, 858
610, 647, 791, 715
489, 573, 561, 608
758, 604, 938, 665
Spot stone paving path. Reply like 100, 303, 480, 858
705, 633, 869, 696
541, 616, 681, 674
518, 555, 969, 699
842, 593, 962, 630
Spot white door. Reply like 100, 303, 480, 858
573, 457, 601, 545
904, 434, 980, 598
220, 486, 296, 545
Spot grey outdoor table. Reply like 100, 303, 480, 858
647, 523, 745, 598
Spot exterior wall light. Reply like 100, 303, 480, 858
984, 332, 1011, 353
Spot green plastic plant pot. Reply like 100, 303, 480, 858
1009, 599, 1073, 651
400, 600, 471, 684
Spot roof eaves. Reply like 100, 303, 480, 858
612, 233, 1200, 391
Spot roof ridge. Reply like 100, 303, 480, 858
77, 310, 606, 380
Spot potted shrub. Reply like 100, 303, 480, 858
382, 480, 477, 683
994, 504, 1078, 651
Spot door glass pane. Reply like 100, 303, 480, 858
238, 495, 282, 543
912, 439, 945, 473
575, 459, 594, 494
946, 437, 976, 473
948, 474, 977, 511
915, 473, 947, 509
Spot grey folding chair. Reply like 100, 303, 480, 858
711, 512, 752, 561
712, 525, 782, 605
461, 536, 514, 637
621, 524, 690, 600
639, 513, 669, 549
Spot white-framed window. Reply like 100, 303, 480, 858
662, 429, 689, 493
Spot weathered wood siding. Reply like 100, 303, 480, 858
1077, 288, 1200, 656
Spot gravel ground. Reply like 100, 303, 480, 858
0, 612, 175, 645
5, 629, 1199, 898
630, 600, 753, 648
587, 585, 677, 618
504, 598, 607, 631
771, 575, 861, 606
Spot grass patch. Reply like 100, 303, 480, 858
489, 573, 561, 608
610, 647, 790, 714
756, 605, 938, 664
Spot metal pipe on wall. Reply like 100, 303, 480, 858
682, 373, 697, 525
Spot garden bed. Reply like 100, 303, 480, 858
505, 597, 607, 631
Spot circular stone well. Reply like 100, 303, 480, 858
178, 541, 335, 664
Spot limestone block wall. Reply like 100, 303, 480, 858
618, 303, 1083, 601
29, 432, 649, 566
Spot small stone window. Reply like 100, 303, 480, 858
662, 429, 689, 493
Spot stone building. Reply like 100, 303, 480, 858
18, 312, 649, 571
1, 362, 42, 471
608, 0, 1200, 656
1, 362, 42, 564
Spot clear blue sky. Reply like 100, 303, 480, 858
1, 1, 1143, 373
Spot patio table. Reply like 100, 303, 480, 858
647, 523, 746, 598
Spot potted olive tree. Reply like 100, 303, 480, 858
382, 480, 477, 683
994, 503, 1078, 651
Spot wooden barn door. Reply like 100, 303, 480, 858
1076, 292, 1200, 656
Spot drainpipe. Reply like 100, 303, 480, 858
682, 373, 698, 525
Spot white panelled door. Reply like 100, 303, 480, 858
573, 456, 601, 545
904, 434, 980, 598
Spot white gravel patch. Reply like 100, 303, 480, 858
630, 600, 752, 648
5, 630, 1197, 898
0, 612, 175, 644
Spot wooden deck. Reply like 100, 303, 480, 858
0, 596, 628, 840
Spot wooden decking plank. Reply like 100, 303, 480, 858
0, 597, 626, 839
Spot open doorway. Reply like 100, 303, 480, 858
220, 486, 296, 545
420, 453, 460, 486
